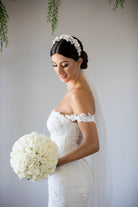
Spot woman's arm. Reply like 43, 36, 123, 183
57, 91, 100, 167
58, 136, 99, 166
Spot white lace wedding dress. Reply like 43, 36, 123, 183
46, 109, 96, 207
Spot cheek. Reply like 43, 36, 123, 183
65, 66, 75, 75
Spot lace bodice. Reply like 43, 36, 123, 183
47, 109, 96, 207
46, 109, 96, 158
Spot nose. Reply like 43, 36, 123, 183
56, 65, 64, 75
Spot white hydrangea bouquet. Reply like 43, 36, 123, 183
10, 132, 59, 182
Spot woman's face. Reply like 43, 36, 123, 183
51, 53, 83, 82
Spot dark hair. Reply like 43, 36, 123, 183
50, 35, 88, 69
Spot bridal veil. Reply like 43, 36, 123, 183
82, 70, 112, 207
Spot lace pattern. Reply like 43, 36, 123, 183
53, 110, 96, 124
46, 109, 95, 207
65, 113, 96, 123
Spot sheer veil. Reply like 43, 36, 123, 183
81, 70, 112, 207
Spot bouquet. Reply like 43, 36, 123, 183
10, 131, 59, 182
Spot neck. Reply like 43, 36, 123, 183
66, 70, 86, 92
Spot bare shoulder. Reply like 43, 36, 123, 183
70, 88, 95, 115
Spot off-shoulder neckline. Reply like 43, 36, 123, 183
52, 110, 96, 125
53, 109, 95, 117
52, 110, 78, 124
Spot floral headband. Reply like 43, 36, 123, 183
51, 34, 82, 57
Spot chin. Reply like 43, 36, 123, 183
60, 76, 68, 82
61, 79, 68, 83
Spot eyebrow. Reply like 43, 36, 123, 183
52, 61, 69, 64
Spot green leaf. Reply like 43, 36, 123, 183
0, 0, 11, 52
47, 0, 61, 35
109, 0, 125, 10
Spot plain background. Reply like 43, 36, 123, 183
0, 0, 137, 206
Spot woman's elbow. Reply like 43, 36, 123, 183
85, 135, 100, 154
90, 142, 100, 154
95, 144, 100, 152
94, 134, 100, 152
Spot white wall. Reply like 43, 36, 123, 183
0, 0, 137, 206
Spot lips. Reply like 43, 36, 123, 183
59, 75, 67, 79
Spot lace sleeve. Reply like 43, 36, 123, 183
65, 113, 96, 124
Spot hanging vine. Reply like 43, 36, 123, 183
0, 0, 9, 53
46, 0, 126, 35
47, 0, 62, 36
0, 0, 126, 53
109, 0, 125, 11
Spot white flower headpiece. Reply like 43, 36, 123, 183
51, 34, 82, 56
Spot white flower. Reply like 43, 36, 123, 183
52, 34, 82, 56
10, 132, 59, 182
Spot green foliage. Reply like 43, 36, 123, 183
108, 0, 125, 11
0, 0, 9, 53
0, 0, 16, 53
47, 0, 62, 35
0, 0, 126, 53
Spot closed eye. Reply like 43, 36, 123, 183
52, 64, 68, 68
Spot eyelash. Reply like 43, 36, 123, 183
52, 64, 68, 68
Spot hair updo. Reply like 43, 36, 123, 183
50, 35, 88, 69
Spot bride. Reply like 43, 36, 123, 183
46, 34, 112, 207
